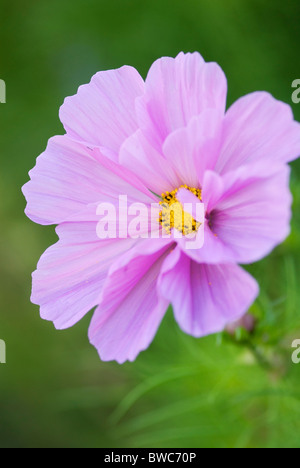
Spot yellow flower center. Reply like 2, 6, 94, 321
158, 185, 202, 236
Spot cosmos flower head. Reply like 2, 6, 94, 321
22, 52, 300, 363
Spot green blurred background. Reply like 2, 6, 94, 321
1, 0, 300, 448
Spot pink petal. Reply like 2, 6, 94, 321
177, 222, 232, 264
158, 248, 259, 337
162, 110, 222, 187
22, 135, 154, 225
32, 210, 137, 330
216, 92, 300, 174
88, 239, 172, 363
59, 66, 144, 158
192, 164, 292, 264
120, 129, 181, 195
136, 52, 227, 151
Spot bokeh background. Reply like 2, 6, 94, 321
1, 0, 300, 448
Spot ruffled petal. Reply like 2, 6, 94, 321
162, 110, 222, 186
32, 207, 137, 330
120, 129, 181, 195
216, 92, 300, 174
88, 239, 172, 363
136, 52, 227, 151
184, 164, 292, 265
22, 135, 154, 225
158, 248, 259, 337
59, 66, 145, 158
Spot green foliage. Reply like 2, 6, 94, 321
1, 0, 300, 448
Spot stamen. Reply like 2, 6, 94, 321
158, 185, 202, 236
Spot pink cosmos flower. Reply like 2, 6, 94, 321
22, 52, 300, 363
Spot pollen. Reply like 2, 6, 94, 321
158, 185, 202, 236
